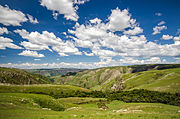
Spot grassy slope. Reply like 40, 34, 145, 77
0, 93, 179, 119
58, 97, 107, 104
0, 67, 51, 84
53, 66, 131, 91
122, 67, 180, 93
0, 84, 91, 98
25, 68, 86, 77
53, 64, 180, 93
0, 93, 76, 111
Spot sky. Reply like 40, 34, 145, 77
0, 0, 180, 69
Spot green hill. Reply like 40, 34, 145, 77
53, 64, 180, 93
122, 67, 180, 93
0, 93, 179, 119
0, 64, 180, 119
0, 84, 91, 98
25, 68, 86, 77
0, 67, 52, 85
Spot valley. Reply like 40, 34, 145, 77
0, 64, 180, 119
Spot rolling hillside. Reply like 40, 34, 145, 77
25, 68, 86, 77
1, 94, 179, 119
122, 67, 180, 93
53, 64, 180, 93
0, 84, 91, 98
0, 67, 52, 85
0, 64, 180, 119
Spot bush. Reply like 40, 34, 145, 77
106, 89, 180, 106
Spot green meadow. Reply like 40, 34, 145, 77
0, 64, 180, 119
0, 93, 179, 119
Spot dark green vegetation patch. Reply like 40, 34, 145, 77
0, 85, 90, 98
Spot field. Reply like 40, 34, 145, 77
0, 93, 179, 119
0, 65, 180, 119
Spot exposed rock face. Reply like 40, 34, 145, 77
54, 66, 131, 91
110, 75, 124, 92
111, 81, 124, 91
101, 69, 121, 85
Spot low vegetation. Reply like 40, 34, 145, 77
0, 64, 180, 119
123, 67, 180, 93
25, 68, 86, 77
53, 64, 180, 93
0, 96, 179, 119
0, 67, 51, 84
0, 85, 179, 107
0, 84, 90, 98
107, 89, 180, 106
0, 93, 76, 111
58, 97, 106, 104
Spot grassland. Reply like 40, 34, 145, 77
0, 93, 179, 119
53, 65, 180, 93
0, 67, 51, 84
0, 84, 91, 98
122, 67, 180, 93
25, 68, 86, 77
58, 97, 107, 104
53, 66, 131, 90
0, 64, 180, 119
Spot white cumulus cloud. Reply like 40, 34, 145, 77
73, 0, 89, 4
90, 18, 102, 24
174, 36, 180, 41
0, 36, 22, 49
0, 5, 28, 26
158, 21, 165, 26
152, 25, 167, 35
123, 27, 143, 35
14, 29, 82, 56
107, 8, 136, 31
40, 0, 89, 21
84, 52, 94, 56
18, 50, 45, 57
0, 27, 8, 35
162, 34, 173, 40
68, 7, 180, 61
34, 59, 41, 61
27, 14, 39, 24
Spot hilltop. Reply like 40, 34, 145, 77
53, 64, 180, 93
0, 67, 52, 85
25, 68, 86, 77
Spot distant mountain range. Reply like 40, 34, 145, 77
25, 68, 87, 77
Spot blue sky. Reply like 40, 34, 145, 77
0, 0, 180, 69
